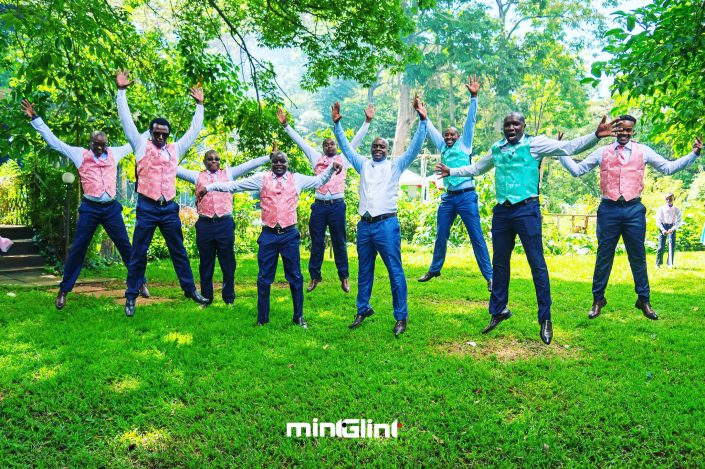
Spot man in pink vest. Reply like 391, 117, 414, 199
559, 115, 703, 320
21, 99, 149, 310
277, 105, 373, 294
176, 150, 269, 305
199, 150, 342, 327
116, 70, 209, 317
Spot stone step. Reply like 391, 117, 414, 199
0, 225, 34, 240
0, 254, 46, 270
2, 238, 38, 255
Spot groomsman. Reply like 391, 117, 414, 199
21, 99, 148, 310
332, 97, 428, 337
558, 116, 702, 320
437, 113, 618, 344
418, 76, 493, 291
116, 70, 209, 317
200, 150, 341, 327
176, 151, 269, 305
277, 105, 374, 294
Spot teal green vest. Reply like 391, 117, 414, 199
441, 143, 473, 188
491, 135, 540, 204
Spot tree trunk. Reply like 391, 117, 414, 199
392, 77, 413, 157
448, 74, 455, 125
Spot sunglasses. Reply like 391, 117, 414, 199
206, 157, 220, 161
152, 132, 170, 139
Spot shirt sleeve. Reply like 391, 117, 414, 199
175, 104, 204, 158
176, 167, 199, 185
394, 120, 428, 172
350, 120, 371, 151
643, 146, 700, 175
110, 143, 134, 163
655, 206, 666, 231
116, 89, 144, 153
333, 121, 365, 174
531, 133, 600, 159
226, 156, 270, 180
30, 117, 85, 168
459, 97, 477, 153
449, 152, 494, 177
674, 208, 683, 230
295, 165, 336, 193
206, 172, 264, 193
284, 124, 320, 165
425, 118, 445, 152
558, 147, 603, 177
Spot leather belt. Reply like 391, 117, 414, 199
499, 196, 539, 207
361, 212, 396, 223
314, 198, 345, 206
82, 197, 116, 206
263, 224, 297, 234
138, 194, 171, 206
601, 197, 641, 206
198, 214, 232, 223
446, 187, 475, 195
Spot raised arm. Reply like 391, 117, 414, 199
332, 118, 365, 174
644, 137, 702, 175
460, 75, 480, 152
295, 163, 339, 192
278, 107, 320, 165
175, 86, 204, 158
110, 143, 136, 163
115, 70, 142, 150
425, 118, 445, 152
205, 172, 265, 194
350, 104, 374, 150
558, 147, 602, 177
176, 167, 199, 185
441, 152, 494, 178
28, 118, 85, 167
227, 155, 270, 180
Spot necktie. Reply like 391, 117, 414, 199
616, 145, 626, 164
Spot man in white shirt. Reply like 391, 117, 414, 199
332, 96, 427, 337
655, 192, 682, 268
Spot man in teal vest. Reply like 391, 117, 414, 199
418, 76, 492, 291
436, 113, 618, 344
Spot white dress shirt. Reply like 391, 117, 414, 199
656, 204, 683, 231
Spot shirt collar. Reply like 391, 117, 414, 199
272, 171, 288, 181
499, 134, 528, 148
614, 140, 633, 150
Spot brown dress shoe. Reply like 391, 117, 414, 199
55, 291, 67, 310
635, 299, 659, 320
340, 278, 350, 293
589, 298, 607, 319
307, 278, 321, 292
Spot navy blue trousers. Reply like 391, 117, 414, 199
256, 228, 304, 324
489, 200, 551, 323
125, 197, 196, 300
195, 216, 235, 303
656, 223, 676, 267
428, 190, 493, 280
308, 200, 349, 280
593, 200, 649, 302
60, 199, 144, 292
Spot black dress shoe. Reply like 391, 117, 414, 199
482, 309, 512, 334
307, 278, 321, 292
124, 298, 135, 317
292, 317, 308, 328
417, 271, 440, 282
393, 319, 407, 337
487, 279, 493, 292
540, 320, 553, 345
589, 298, 607, 319
348, 308, 375, 329
138, 283, 151, 298
185, 289, 210, 305
635, 299, 659, 320
55, 291, 67, 310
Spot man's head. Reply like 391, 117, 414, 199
149, 118, 172, 148
270, 150, 289, 176
203, 149, 220, 172
371, 137, 389, 162
89, 131, 108, 157
616, 115, 637, 145
443, 127, 460, 148
322, 137, 337, 157
503, 112, 526, 145
665, 192, 675, 206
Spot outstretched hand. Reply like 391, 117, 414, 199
331, 102, 342, 123
21, 99, 37, 119
190, 86, 204, 105
435, 162, 450, 178
333, 161, 343, 174
465, 75, 481, 97
413, 93, 427, 121
364, 104, 375, 122
595, 115, 620, 139
693, 135, 703, 155
115, 69, 134, 90
277, 107, 288, 127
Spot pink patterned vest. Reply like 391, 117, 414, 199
196, 170, 232, 218
260, 171, 298, 228
600, 143, 645, 202
137, 141, 178, 201
78, 148, 117, 198
315, 154, 345, 195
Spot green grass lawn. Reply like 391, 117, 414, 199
2, 246, 705, 466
